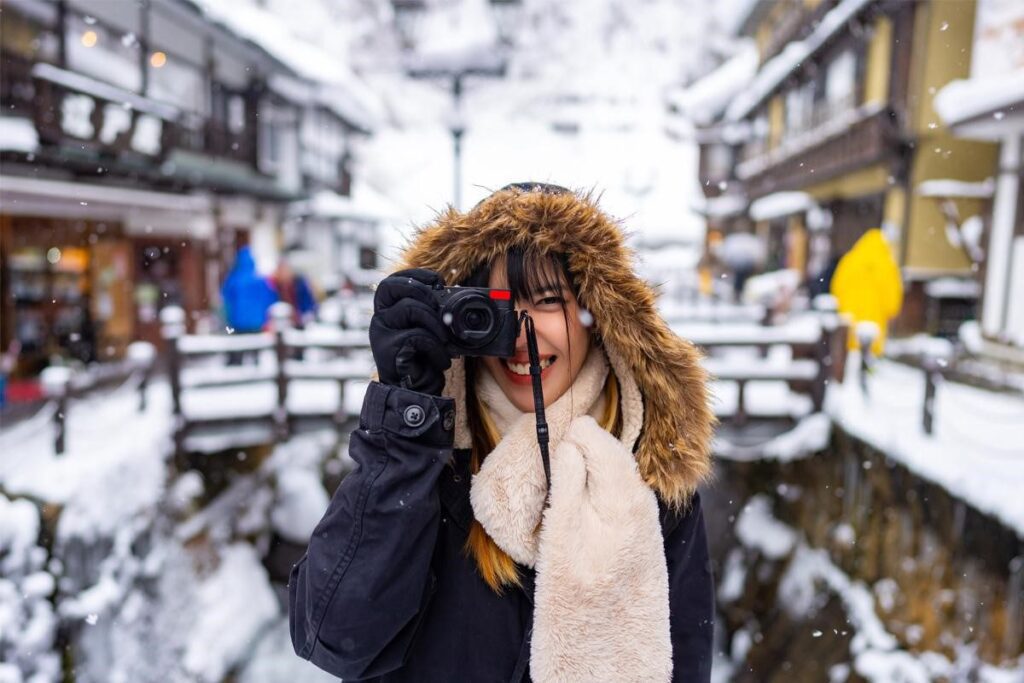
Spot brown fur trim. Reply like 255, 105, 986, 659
399, 186, 715, 506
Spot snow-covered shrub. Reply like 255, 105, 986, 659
0, 495, 61, 683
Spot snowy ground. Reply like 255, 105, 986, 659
0, 375, 364, 683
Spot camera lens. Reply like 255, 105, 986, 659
462, 307, 492, 331
444, 291, 499, 348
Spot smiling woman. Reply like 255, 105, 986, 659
289, 183, 716, 682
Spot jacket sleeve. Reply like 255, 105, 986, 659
663, 491, 715, 683
288, 380, 455, 680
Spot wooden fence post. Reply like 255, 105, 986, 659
271, 302, 294, 441
40, 366, 72, 455
160, 307, 186, 419
922, 356, 940, 435
127, 341, 156, 413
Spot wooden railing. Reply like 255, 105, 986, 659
739, 106, 897, 198
675, 304, 848, 426
161, 303, 371, 455
38, 343, 156, 454
0, 54, 257, 168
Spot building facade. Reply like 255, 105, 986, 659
688, 0, 1000, 336
0, 0, 377, 376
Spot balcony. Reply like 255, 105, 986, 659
0, 55, 273, 195
737, 103, 898, 198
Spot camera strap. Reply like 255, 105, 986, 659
519, 311, 551, 496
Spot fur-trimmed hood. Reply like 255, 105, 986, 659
397, 184, 714, 506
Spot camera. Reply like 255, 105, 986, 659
431, 285, 518, 358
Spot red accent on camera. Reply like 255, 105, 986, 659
489, 289, 512, 301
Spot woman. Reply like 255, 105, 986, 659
289, 183, 716, 682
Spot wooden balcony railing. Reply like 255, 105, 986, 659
0, 54, 258, 171
737, 105, 898, 198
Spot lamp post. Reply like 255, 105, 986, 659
392, 0, 521, 210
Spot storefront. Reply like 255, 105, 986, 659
0, 176, 214, 376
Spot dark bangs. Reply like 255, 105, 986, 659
463, 247, 575, 305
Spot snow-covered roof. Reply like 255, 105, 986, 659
749, 191, 816, 221
668, 42, 757, 126
934, 71, 1024, 140
191, 0, 382, 132
726, 0, 873, 122
916, 178, 996, 199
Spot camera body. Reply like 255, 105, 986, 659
431, 285, 517, 358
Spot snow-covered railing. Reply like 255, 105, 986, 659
677, 306, 848, 426
38, 342, 157, 455
161, 304, 371, 454
659, 299, 769, 326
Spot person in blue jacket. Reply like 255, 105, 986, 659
221, 246, 276, 334
289, 183, 716, 682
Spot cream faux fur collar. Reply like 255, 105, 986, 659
468, 347, 672, 681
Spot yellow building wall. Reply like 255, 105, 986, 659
909, 0, 977, 134
768, 95, 784, 149
864, 16, 893, 107
787, 216, 807, 273
805, 164, 890, 201
906, 139, 998, 274
902, 0, 999, 274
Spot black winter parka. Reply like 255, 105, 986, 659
288, 381, 714, 682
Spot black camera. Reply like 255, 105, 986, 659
431, 285, 518, 358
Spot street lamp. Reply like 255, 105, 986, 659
392, 0, 522, 210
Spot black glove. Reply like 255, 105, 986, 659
369, 269, 452, 395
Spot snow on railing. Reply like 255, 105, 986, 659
33, 342, 157, 455
161, 303, 371, 454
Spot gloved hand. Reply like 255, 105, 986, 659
369, 269, 452, 395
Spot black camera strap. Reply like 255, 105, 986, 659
519, 311, 551, 495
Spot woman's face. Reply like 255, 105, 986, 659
480, 261, 592, 412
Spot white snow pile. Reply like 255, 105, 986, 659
272, 468, 329, 544
718, 547, 748, 603
183, 544, 279, 683
734, 495, 798, 560
0, 495, 61, 683
934, 70, 1024, 128
0, 378, 172, 510
236, 617, 339, 683
715, 413, 832, 462
668, 41, 758, 126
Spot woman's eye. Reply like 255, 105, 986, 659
536, 296, 565, 306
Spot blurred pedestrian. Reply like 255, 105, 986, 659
270, 259, 318, 329
220, 246, 276, 364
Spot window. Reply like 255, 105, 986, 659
148, 56, 206, 114
0, 6, 59, 62
65, 12, 141, 92
783, 80, 815, 141
825, 49, 857, 115
359, 246, 377, 270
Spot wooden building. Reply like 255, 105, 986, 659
0, 0, 373, 375
690, 0, 999, 334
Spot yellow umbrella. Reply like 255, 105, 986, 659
830, 228, 903, 356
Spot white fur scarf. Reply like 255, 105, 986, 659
469, 347, 673, 682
